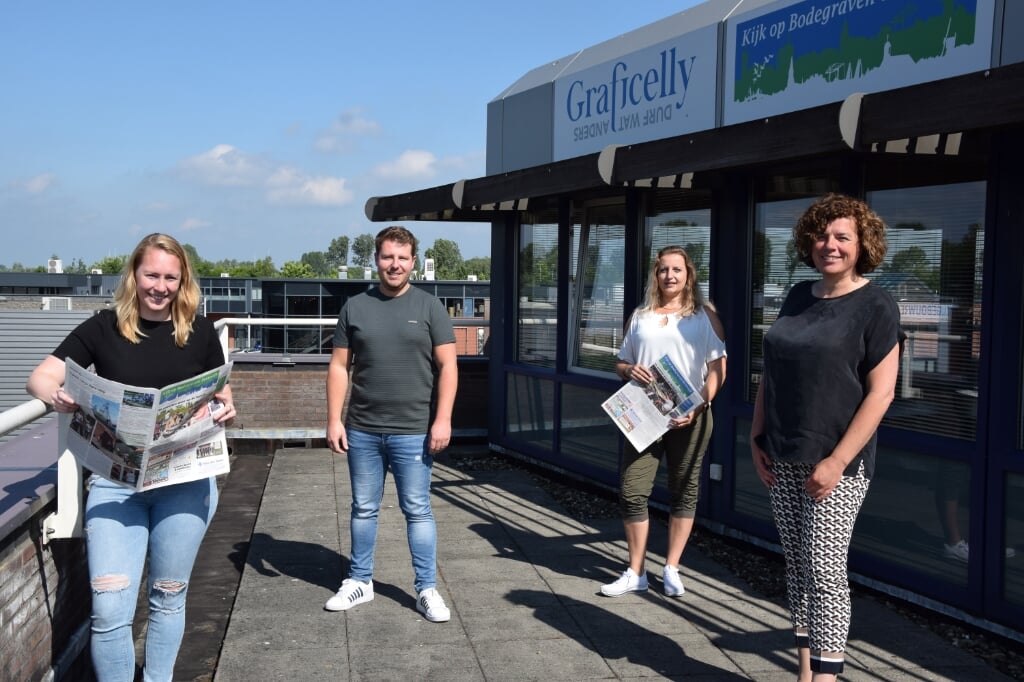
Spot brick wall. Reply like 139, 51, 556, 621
228, 357, 489, 438
0, 511, 91, 682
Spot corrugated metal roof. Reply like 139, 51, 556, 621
0, 309, 94, 443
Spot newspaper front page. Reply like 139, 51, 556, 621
601, 354, 704, 452
61, 358, 233, 490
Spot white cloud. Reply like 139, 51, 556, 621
180, 217, 210, 231
22, 173, 56, 194
314, 108, 381, 153
372, 150, 437, 179
177, 144, 269, 187
177, 145, 351, 207
267, 175, 352, 206
437, 150, 485, 175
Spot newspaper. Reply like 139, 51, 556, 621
601, 354, 704, 452
60, 358, 233, 490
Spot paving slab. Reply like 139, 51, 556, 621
197, 448, 1014, 681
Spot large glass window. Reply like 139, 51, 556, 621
1004, 474, 1024, 606
868, 182, 986, 440
852, 447, 970, 588
733, 418, 773, 524
516, 211, 559, 367
559, 384, 620, 477
571, 203, 626, 374
748, 173, 837, 400
506, 373, 555, 451
643, 191, 713, 301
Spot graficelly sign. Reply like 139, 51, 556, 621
724, 0, 995, 125
552, 24, 717, 162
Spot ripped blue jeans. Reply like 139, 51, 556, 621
85, 475, 217, 682
345, 428, 436, 593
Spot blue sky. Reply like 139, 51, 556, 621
1, 1, 700, 269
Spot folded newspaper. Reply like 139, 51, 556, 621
61, 358, 233, 490
601, 354, 704, 452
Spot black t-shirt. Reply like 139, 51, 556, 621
53, 309, 225, 389
761, 281, 902, 479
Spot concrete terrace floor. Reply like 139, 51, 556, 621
167, 446, 1014, 681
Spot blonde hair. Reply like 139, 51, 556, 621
113, 233, 200, 347
637, 245, 708, 317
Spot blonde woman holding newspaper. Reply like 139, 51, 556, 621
26, 233, 235, 682
601, 245, 726, 598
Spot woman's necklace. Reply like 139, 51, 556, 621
656, 302, 684, 327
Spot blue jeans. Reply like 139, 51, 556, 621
85, 476, 218, 682
346, 428, 437, 593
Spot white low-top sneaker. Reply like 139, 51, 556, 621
600, 568, 648, 596
416, 588, 451, 622
325, 578, 374, 611
663, 564, 685, 597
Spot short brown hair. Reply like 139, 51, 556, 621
375, 225, 418, 258
793, 193, 887, 274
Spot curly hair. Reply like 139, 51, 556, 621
792, 193, 888, 274
637, 245, 708, 316
113, 233, 200, 347
375, 225, 418, 258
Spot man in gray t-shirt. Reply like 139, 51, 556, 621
324, 226, 458, 623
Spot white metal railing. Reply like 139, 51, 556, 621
213, 317, 339, 358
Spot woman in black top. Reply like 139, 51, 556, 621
27, 233, 236, 682
750, 194, 902, 682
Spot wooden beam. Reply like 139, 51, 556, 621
858, 62, 1024, 145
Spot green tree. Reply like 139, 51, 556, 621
684, 242, 708, 282
424, 238, 464, 279
327, 236, 350, 270
64, 257, 89, 274
463, 256, 491, 280
280, 260, 317, 278
91, 255, 128, 275
300, 251, 332, 277
229, 257, 277, 278
890, 245, 939, 292
182, 243, 218, 276
351, 233, 375, 268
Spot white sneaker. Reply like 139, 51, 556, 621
600, 568, 648, 597
663, 565, 685, 597
943, 541, 970, 563
416, 588, 451, 622
325, 578, 374, 611
944, 540, 1016, 562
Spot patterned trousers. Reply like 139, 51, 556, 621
769, 460, 870, 673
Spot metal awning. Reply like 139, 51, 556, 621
365, 61, 1024, 223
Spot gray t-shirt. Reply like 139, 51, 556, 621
333, 286, 456, 434
761, 280, 902, 479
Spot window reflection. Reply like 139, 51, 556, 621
852, 447, 970, 587
516, 212, 559, 367
643, 192, 712, 302
572, 204, 626, 374
869, 182, 986, 439
560, 384, 620, 476
505, 373, 555, 451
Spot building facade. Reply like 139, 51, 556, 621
365, 0, 1024, 635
